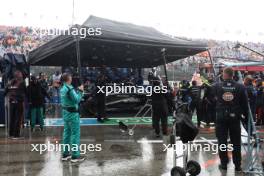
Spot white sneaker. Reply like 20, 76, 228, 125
61, 155, 71, 161
71, 157, 85, 163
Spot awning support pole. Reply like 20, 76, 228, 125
207, 50, 216, 77
75, 34, 82, 82
161, 48, 169, 87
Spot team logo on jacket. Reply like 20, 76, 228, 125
222, 92, 234, 102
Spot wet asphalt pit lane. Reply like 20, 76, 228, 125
109, 144, 131, 153
97, 161, 105, 166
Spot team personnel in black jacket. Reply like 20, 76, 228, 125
151, 76, 168, 137
212, 67, 248, 172
203, 78, 216, 126
27, 76, 50, 132
189, 80, 202, 127
178, 80, 190, 103
4, 70, 27, 138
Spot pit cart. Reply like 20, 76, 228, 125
170, 102, 201, 176
118, 98, 152, 136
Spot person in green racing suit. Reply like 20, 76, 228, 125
60, 73, 85, 163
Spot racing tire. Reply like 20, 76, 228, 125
171, 166, 186, 176
186, 160, 201, 176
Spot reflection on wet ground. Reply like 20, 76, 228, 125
0, 125, 262, 176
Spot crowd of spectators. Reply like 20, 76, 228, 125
1, 25, 264, 81
207, 40, 264, 61
178, 40, 264, 66
1, 25, 263, 60
0, 26, 53, 55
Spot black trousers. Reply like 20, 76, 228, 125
9, 101, 24, 137
96, 96, 106, 119
206, 103, 216, 124
190, 100, 202, 127
215, 112, 241, 166
152, 104, 168, 135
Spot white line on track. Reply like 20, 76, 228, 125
137, 140, 163, 143
104, 139, 135, 143
79, 138, 219, 144
199, 137, 217, 145
81, 139, 96, 142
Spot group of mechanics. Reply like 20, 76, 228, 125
176, 67, 264, 171
151, 67, 264, 173
152, 67, 264, 172
59, 67, 264, 169
6, 66, 263, 169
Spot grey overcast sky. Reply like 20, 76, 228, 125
0, 0, 263, 42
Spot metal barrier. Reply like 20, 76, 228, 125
237, 71, 264, 175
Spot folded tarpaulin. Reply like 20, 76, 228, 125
28, 15, 208, 68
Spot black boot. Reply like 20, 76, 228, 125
235, 165, 242, 172
218, 164, 227, 171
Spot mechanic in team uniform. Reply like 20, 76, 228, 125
28, 76, 50, 132
178, 80, 190, 103
203, 78, 216, 126
189, 80, 202, 127
212, 67, 248, 172
60, 73, 85, 163
151, 76, 169, 138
